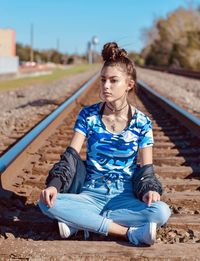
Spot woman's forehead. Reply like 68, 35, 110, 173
101, 65, 126, 77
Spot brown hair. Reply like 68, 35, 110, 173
101, 42, 137, 83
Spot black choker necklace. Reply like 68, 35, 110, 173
105, 102, 128, 112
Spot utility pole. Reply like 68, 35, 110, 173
30, 23, 34, 63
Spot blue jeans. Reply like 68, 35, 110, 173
38, 179, 171, 236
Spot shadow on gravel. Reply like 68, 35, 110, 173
16, 99, 59, 109
0, 179, 60, 240
0, 190, 59, 240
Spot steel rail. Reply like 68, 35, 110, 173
140, 65, 200, 79
0, 73, 99, 174
138, 80, 200, 137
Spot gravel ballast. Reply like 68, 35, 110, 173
137, 67, 200, 118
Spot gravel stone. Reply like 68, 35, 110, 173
137, 67, 200, 117
5, 232, 15, 239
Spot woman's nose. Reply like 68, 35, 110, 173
104, 80, 110, 89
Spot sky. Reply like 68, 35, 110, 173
0, 0, 200, 55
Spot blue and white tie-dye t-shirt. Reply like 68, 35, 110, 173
73, 102, 153, 182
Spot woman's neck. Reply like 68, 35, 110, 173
105, 102, 128, 113
100, 102, 134, 133
103, 102, 132, 120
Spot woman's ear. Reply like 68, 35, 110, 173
128, 80, 135, 91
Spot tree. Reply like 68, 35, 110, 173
16, 43, 31, 62
141, 7, 200, 70
129, 52, 145, 66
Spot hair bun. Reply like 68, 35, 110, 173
102, 42, 128, 62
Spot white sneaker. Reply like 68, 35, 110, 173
58, 221, 78, 239
127, 222, 157, 246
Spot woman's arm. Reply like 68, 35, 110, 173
40, 131, 86, 207
69, 131, 86, 154
139, 146, 160, 206
139, 146, 153, 167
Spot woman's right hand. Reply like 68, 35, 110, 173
40, 186, 58, 208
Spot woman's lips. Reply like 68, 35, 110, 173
103, 92, 112, 96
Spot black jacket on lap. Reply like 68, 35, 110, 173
132, 164, 163, 201
46, 146, 86, 193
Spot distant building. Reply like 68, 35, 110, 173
0, 29, 16, 56
0, 28, 18, 74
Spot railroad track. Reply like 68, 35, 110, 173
0, 75, 200, 260
141, 65, 200, 80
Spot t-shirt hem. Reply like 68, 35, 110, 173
139, 144, 154, 149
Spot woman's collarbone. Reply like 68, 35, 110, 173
103, 115, 129, 132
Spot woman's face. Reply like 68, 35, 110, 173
100, 65, 133, 102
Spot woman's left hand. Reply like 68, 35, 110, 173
142, 190, 160, 206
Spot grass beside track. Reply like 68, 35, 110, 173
0, 64, 99, 91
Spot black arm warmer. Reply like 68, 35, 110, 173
45, 146, 86, 194
132, 164, 163, 201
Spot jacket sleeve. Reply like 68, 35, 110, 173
45, 146, 77, 193
132, 164, 163, 201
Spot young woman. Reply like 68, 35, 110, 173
39, 42, 171, 246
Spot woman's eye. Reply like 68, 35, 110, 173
111, 79, 117, 83
101, 79, 106, 83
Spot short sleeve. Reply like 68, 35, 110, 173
73, 108, 88, 137
138, 118, 154, 148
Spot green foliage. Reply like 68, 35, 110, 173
67, 57, 74, 64
141, 7, 200, 71
16, 44, 82, 64
129, 52, 145, 66
16, 43, 32, 61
